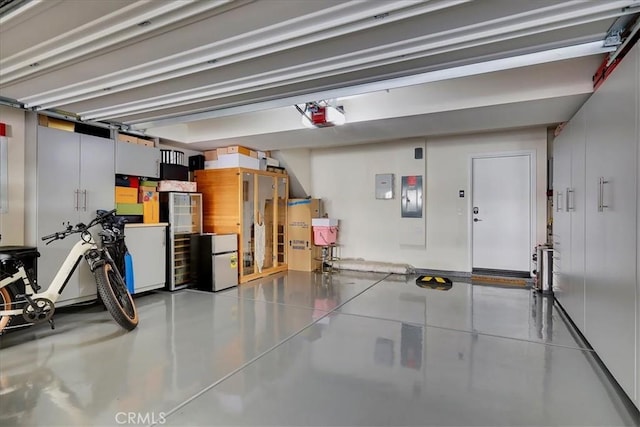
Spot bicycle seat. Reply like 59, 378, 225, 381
0, 246, 40, 263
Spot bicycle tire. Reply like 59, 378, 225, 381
94, 262, 138, 331
0, 287, 13, 334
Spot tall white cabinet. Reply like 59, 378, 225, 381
552, 108, 587, 332
25, 116, 115, 305
553, 43, 639, 407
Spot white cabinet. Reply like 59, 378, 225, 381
124, 224, 167, 294
583, 45, 638, 400
552, 120, 571, 305
25, 122, 114, 305
553, 108, 587, 331
567, 108, 586, 333
553, 43, 639, 406
115, 141, 160, 178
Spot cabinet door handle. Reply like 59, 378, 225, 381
598, 177, 610, 212
74, 190, 79, 211
82, 190, 87, 211
555, 191, 563, 212
566, 188, 575, 211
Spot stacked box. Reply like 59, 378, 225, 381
217, 153, 260, 169
117, 133, 155, 147
265, 157, 279, 167
287, 199, 323, 272
116, 203, 143, 215
143, 201, 160, 223
204, 150, 218, 161
157, 180, 197, 192
38, 115, 75, 132
217, 145, 252, 156
138, 186, 158, 202
115, 186, 138, 203
137, 138, 154, 147
139, 180, 157, 188
117, 134, 138, 144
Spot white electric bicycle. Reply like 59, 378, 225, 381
0, 210, 138, 334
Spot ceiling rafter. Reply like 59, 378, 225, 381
0, 0, 638, 141
78, 2, 635, 121
21, 0, 460, 108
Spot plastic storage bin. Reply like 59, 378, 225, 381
311, 218, 339, 246
313, 226, 338, 246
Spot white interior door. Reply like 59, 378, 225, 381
472, 155, 531, 273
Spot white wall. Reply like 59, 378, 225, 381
426, 129, 547, 271
310, 128, 547, 272
311, 138, 427, 266
272, 148, 311, 198
0, 106, 25, 245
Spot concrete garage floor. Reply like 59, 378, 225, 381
0, 271, 638, 426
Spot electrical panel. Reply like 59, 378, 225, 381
401, 175, 423, 218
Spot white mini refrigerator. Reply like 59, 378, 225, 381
194, 234, 238, 292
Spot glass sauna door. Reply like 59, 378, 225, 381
242, 172, 255, 277
257, 174, 275, 272
277, 176, 287, 265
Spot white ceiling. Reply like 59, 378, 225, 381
1, 0, 639, 150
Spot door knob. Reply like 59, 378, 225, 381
473, 218, 482, 222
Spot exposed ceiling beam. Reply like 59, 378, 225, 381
131, 41, 613, 130
21, 0, 466, 109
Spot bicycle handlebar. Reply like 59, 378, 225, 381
41, 232, 58, 241
41, 209, 119, 243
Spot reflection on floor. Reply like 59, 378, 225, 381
0, 271, 638, 426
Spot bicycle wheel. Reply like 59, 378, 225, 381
94, 262, 138, 331
0, 287, 13, 334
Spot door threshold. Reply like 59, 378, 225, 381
472, 268, 530, 278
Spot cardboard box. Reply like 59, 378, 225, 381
116, 203, 144, 215
249, 150, 258, 158
204, 160, 218, 169
216, 147, 229, 156
204, 150, 218, 161
137, 138, 154, 147
38, 115, 75, 132
139, 180, 158, 188
227, 145, 251, 156
138, 187, 158, 203
287, 199, 323, 272
143, 201, 160, 224
217, 153, 260, 170
157, 180, 197, 192
117, 133, 138, 144
115, 186, 138, 204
